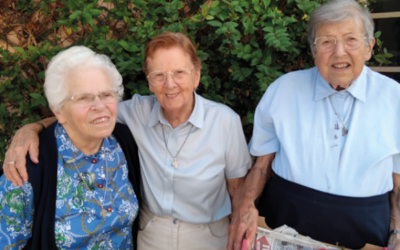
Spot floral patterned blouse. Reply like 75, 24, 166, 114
0, 123, 139, 249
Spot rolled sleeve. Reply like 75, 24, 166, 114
394, 153, 400, 174
224, 115, 252, 179
249, 88, 280, 157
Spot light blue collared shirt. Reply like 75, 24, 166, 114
249, 66, 400, 197
117, 93, 252, 223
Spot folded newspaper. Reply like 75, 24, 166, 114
252, 224, 340, 250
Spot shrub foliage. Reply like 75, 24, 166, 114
0, 0, 389, 162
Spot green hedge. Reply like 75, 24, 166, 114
0, 0, 390, 162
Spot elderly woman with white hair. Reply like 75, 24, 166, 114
0, 46, 141, 250
228, 0, 400, 249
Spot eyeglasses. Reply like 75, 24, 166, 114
147, 69, 194, 86
314, 33, 366, 53
65, 89, 118, 107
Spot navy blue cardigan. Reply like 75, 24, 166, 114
1, 123, 142, 250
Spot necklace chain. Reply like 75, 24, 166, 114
162, 124, 193, 168
72, 152, 109, 219
328, 95, 355, 136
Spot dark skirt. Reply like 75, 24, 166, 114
257, 174, 390, 249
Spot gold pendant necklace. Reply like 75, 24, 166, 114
72, 152, 109, 219
162, 124, 193, 169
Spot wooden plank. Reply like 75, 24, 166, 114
369, 66, 400, 73
371, 12, 400, 19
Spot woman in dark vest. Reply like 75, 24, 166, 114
0, 46, 141, 250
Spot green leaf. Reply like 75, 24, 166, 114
37, 71, 45, 79
200, 4, 208, 16
119, 40, 140, 52
206, 15, 214, 20
81, 12, 94, 25
13, 47, 24, 54
208, 20, 222, 27
69, 10, 82, 20
88, 9, 101, 16
261, 0, 271, 7
384, 53, 393, 58
211, 1, 220, 8
27, 46, 40, 55
244, 44, 251, 54
29, 93, 42, 99
215, 27, 228, 34
223, 22, 238, 28
233, 4, 244, 13
374, 31, 381, 39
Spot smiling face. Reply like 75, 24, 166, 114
312, 18, 375, 90
53, 67, 117, 152
147, 47, 200, 122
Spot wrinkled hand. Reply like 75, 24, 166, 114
388, 234, 400, 250
227, 197, 259, 250
2, 123, 41, 186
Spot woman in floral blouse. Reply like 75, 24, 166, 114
0, 46, 141, 250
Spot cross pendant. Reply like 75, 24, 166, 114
100, 209, 108, 219
172, 159, 179, 169
342, 126, 348, 136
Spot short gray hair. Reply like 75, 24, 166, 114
44, 46, 123, 111
308, 0, 374, 52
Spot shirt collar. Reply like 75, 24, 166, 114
147, 92, 204, 129
55, 122, 113, 164
314, 65, 367, 102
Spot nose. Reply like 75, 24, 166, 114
164, 72, 177, 88
91, 95, 106, 109
333, 39, 347, 57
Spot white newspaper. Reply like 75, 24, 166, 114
252, 225, 340, 250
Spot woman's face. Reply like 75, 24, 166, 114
146, 47, 200, 116
312, 19, 375, 90
54, 68, 118, 146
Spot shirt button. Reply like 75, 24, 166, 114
91, 158, 97, 164
173, 218, 178, 224
98, 184, 103, 188
107, 207, 112, 212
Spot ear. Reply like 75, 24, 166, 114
193, 68, 201, 89
51, 106, 66, 124
311, 45, 318, 65
147, 77, 155, 93
364, 38, 375, 61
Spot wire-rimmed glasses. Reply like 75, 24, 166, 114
147, 68, 194, 86
314, 33, 366, 53
65, 88, 118, 107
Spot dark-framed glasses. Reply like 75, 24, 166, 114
147, 68, 194, 86
314, 33, 366, 53
65, 88, 118, 107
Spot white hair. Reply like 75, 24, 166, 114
308, 0, 374, 52
44, 46, 123, 111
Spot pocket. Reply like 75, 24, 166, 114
138, 209, 155, 231
207, 217, 229, 238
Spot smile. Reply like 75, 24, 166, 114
332, 63, 350, 69
91, 117, 109, 124
166, 93, 179, 99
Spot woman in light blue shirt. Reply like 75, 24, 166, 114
228, 0, 400, 249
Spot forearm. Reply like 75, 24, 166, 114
389, 173, 400, 245
36, 117, 57, 130
240, 153, 275, 203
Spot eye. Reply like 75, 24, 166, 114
75, 93, 92, 102
153, 72, 165, 78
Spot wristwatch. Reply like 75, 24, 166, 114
390, 229, 400, 235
